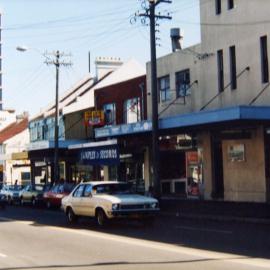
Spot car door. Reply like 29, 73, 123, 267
70, 184, 85, 215
80, 184, 95, 217
23, 185, 32, 201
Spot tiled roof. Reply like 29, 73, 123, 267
0, 118, 28, 144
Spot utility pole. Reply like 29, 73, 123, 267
134, 0, 172, 197
45, 51, 72, 184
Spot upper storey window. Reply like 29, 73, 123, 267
228, 0, 234, 10
158, 75, 171, 102
215, 0, 221, 15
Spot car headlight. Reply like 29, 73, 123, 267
0, 194, 6, 200
112, 203, 120, 210
150, 202, 158, 209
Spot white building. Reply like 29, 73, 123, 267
147, 0, 270, 202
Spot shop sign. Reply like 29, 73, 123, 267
95, 120, 152, 138
79, 145, 120, 165
84, 110, 105, 127
228, 144, 245, 162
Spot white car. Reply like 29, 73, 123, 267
61, 181, 159, 226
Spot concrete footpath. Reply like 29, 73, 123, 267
159, 199, 270, 225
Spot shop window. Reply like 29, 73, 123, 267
103, 103, 116, 125
109, 166, 118, 181
158, 75, 171, 102
175, 69, 190, 97
123, 97, 141, 124
21, 172, 31, 181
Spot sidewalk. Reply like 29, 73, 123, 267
159, 198, 270, 224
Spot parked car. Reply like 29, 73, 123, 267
0, 185, 24, 204
61, 181, 159, 226
19, 184, 50, 206
43, 183, 75, 209
0, 190, 7, 209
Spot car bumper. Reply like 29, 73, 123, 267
108, 208, 160, 218
0, 200, 7, 208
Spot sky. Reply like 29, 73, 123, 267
0, 0, 200, 117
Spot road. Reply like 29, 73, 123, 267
0, 206, 269, 270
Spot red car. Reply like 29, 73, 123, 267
43, 183, 75, 209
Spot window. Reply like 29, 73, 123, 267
158, 75, 170, 102
83, 185, 92, 197
260, 36, 269, 83
217, 49, 224, 92
175, 69, 190, 97
216, 0, 221, 14
103, 103, 116, 125
229, 46, 237, 90
73, 184, 85, 197
228, 0, 234, 10
123, 97, 141, 124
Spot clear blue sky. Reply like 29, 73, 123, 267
1, 0, 200, 117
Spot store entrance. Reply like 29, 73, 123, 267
264, 130, 270, 202
211, 135, 224, 199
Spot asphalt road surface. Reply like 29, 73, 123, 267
0, 206, 269, 270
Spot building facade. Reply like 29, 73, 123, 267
146, 0, 270, 202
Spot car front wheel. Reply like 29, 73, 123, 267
66, 207, 77, 224
95, 209, 107, 227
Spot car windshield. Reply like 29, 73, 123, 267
10, 185, 24, 191
94, 183, 131, 195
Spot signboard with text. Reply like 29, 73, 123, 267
79, 145, 120, 165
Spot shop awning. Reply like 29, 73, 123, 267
95, 106, 270, 138
159, 106, 270, 130
27, 140, 86, 151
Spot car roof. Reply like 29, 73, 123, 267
82, 181, 126, 186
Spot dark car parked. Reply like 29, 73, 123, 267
0, 191, 7, 209
43, 183, 75, 209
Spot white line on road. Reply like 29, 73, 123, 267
175, 225, 233, 234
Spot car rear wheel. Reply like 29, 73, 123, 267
46, 200, 51, 209
20, 197, 24, 206
31, 197, 36, 207
7, 196, 12, 205
66, 207, 77, 224
95, 209, 107, 227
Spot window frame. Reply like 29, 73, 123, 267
158, 75, 171, 103
103, 103, 116, 125
216, 0, 221, 15
229, 45, 237, 90
260, 35, 269, 83
123, 97, 141, 124
175, 69, 191, 97
228, 0, 234, 10
217, 49, 224, 92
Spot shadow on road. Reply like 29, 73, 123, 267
1, 205, 270, 260
0, 257, 249, 270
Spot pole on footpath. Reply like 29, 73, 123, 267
134, 0, 172, 197
45, 51, 72, 184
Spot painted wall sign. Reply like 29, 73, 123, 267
95, 120, 152, 138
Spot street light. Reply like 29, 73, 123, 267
16, 46, 64, 184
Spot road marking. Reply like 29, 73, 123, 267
175, 225, 233, 234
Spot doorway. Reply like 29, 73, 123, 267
211, 134, 224, 199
